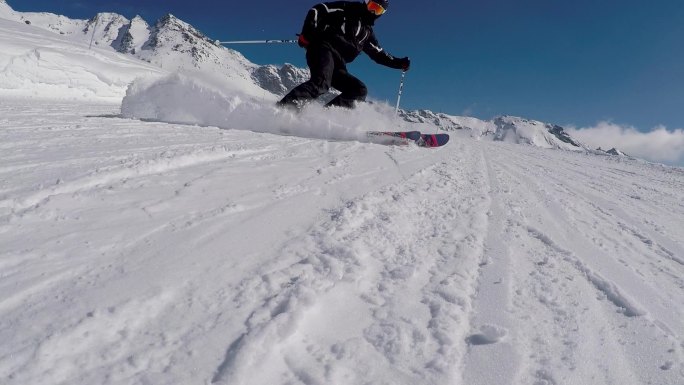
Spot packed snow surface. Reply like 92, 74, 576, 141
1, 5, 684, 385
2, 99, 683, 384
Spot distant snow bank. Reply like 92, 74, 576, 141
121, 72, 407, 142
0, 17, 162, 102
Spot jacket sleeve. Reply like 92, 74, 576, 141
300, 2, 358, 56
363, 31, 403, 69
300, 4, 325, 39
301, 3, 343, 40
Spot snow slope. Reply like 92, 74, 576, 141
2, 99, 683, 385
0, 17, 163, 101
1, 4, 683, 385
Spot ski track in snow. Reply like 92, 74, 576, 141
1, 101, 683, 385
210, 139, 491, 384
464, 142, 684, 385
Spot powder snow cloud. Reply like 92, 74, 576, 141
567, 122, 684, 166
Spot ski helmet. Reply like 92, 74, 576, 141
366, 0, 389, 16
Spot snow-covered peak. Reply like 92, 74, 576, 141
0, 1, 17, 21
1, 3, 128, 47
250, 63, 311, 96
606, 148, 627, 156
0, 1, 13, 18
154, 13, 194, 31
400, 109, 472, 131
84, 13, 130, 47
140, 13, 217, 63
398, 110, 586, 152
3, 6, 85, 36
492, 115, 585, 151
84, 12, 129, 31
597, 147, 630, 157
114, 15, 150, 54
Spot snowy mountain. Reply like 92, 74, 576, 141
0, 1, 126, 46
0, 1, 309, 97
113, 15, 150, 55
490, 116, 584, 150
401, 109, 588, 151
597, 146, 630, 157
1, 2, 683, 385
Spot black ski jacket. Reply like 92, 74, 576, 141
300, 1, 404, 68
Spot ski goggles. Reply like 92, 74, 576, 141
367, 1, 386, 16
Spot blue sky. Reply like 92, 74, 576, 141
10, 1, 684, 135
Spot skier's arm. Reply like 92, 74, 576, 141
300, 4, 324, 42
363, 31, 410, 70
300, 3, 341, 44
300, 2, 357, 54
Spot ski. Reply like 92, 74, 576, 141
366, 131, 450, 148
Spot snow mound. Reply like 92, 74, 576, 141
492, 116, 584, 151
0, 18, 163, 101
121, 72, 406, 142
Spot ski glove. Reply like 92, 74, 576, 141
297, 34, 310, 48
397, 57, 411, 71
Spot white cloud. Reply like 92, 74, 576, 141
566, 122, 684, 165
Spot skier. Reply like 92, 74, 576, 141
277, 0, 410, 110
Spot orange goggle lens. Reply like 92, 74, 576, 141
367, 1, 386, 16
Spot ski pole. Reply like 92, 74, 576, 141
216, 39, 298, 45
394, 70, 406, 115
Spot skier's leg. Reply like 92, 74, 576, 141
278, 45, 334, 108
326, 69, 368, 109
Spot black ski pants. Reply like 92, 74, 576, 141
278, 43, 367, 109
